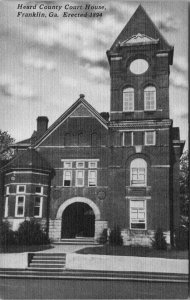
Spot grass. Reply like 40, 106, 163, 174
76, 245, 188, 259
0, 244, 53, 253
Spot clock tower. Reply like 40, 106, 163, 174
107, 5, 173, 122
106, 5, 184, 245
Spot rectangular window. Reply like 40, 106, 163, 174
64, 162, 72, 169
35, 186, 43, 195
76, 170, 84, 187
76, 162, 84, 169
145, 131, 156, 145
6, 186, 10, 195
131, 168, 146, 186
15, 196, 25, 217
63, 170, 72, 186
34, 196, 43, 217
88, 162, 97, 169
88, 170, 97, 186
4, 196, 8, 217
16, 185, 26, 194
130, 200, 146, 229
124, 132, 132, 146
133, 132, 143, 146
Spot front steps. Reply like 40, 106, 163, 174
28, 253, 66, 271
53, 237, 98, 245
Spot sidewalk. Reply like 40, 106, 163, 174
0, 244, 188, 276
38, 244, 98, 253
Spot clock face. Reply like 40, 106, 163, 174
130, 59, 149, 74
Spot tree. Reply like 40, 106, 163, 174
0, 130, 15, 160
179, 150, 189, 228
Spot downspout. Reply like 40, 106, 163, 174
46, 171, 53, 239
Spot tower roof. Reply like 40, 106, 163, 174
108, 5, 173, 63
1, 148, 53, 173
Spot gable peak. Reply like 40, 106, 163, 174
108, 4, 173, 58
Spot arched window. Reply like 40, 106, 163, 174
144, 86, 156, 111
123, 87, 134, 112
130, 158, 147, 186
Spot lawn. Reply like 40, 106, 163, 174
76, 245, 188, 259
0, 244, 53, 253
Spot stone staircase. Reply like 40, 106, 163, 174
28, 253, 66, 271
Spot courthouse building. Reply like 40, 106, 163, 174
0, 5, 184, 245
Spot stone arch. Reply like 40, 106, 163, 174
56, 197, 101, 220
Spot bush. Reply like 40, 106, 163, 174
97, 228, 108, 244
109, 225, 123, 246
174, 226, 189, 250
0, 221, 16, 249
152, 228, 167, 250
16, 220, 49, 246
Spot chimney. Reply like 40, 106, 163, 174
100, 112, 109, 122
37, 116, 49, 136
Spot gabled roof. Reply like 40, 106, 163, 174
33, 94, 108, 148
108, 5, 173, 62
1, 148, 53, 173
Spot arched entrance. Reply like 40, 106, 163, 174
61, 202, 95, 238
56, 197, 101, 239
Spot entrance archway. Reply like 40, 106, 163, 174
56, 197, 101, 239
61, 202, 95, 238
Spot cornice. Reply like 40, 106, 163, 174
108, 119, 173, 129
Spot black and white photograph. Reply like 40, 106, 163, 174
0, 0, 188, 299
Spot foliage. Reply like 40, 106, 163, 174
179, 150, 189, 228
152, 228, 167, 250
16, 219, 49, 246
97, 228, 108, 244
0, 130, 15, 160
174, 226, 189, 250
109, 225, 123, 246
0, 221, 16, 249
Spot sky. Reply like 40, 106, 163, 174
0, 0, 188, 149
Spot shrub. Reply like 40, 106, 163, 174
0, 221, 16, 249
98, 228, 108, 244
109, 225, 123, 246
174, 226, 189, 250
152, 228, 167, 250
16, 220, 49, 246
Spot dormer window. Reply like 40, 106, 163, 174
144, 86, 156, 111
123, 87, 134, 112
